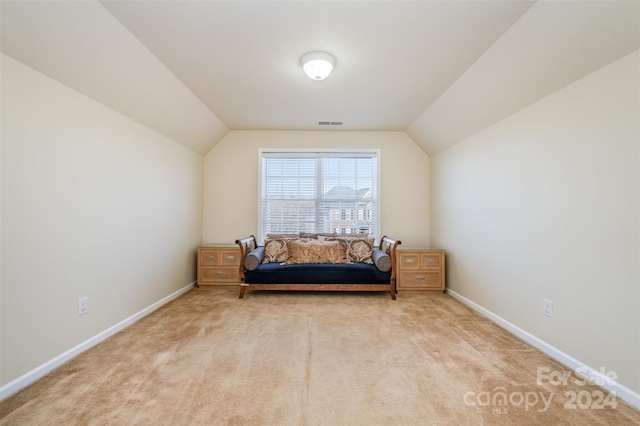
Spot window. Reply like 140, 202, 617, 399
259, 150, 379, 242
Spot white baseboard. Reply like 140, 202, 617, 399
0, 282, 196, 401
446, 288, 640, 411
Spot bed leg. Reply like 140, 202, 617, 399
239, 286, 246, 299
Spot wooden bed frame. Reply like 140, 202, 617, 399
235, 235, 401, 299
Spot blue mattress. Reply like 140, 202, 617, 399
244, 262, 391, 285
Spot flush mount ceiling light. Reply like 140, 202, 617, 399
300, 51, 335, 80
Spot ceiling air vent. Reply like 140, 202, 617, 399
318, 121, 343, 126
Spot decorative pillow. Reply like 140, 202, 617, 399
244, 247, 265, 271
299, 232, 338, 239
284, 240, 349, 264
341, 232, 370, 239
317, 233, 370, 242
262, 239, 289, 263
329, 238, 374, 264
372, 247, 392, 272
266, 233, 300, 239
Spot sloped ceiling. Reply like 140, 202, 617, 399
1, 1, 638, 155
407, 0, 640, 154
1, 0, 228, 154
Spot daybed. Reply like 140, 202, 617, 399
235, 234, 401, 299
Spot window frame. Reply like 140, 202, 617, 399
258, 148, 381, 243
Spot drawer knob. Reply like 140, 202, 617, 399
206, 255, 214, 260
215, 271, 225, 276
405, 259, 415, 264
416, 276, 426, 281
226, 255, 235, 260
427, 258, 436, 265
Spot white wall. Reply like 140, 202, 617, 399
202, 130, 429, 247
430, 51, 639, 393
1, 54, 204, 387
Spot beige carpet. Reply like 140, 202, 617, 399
1, 287, 639, 425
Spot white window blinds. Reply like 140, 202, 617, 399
259, 150, 379, 242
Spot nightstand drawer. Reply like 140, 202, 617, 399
420, 253, 442, 269
398, 253, 421, 269
219, 251, 240, 266
398, 271, 442, 289
200, 250, 239, 266
200, 267, 239, 283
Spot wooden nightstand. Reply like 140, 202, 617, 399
396, 249, 445, 292
197, 245, 241, 286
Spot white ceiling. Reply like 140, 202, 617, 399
1, 1, 638, 155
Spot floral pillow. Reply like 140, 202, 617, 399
262, 239, 289, 263
328, 238, 374, 264
299, 232, 338, 239
284, 240, 349, 264
266, 233, 301, 239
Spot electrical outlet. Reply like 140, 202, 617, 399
543, 299, 552, 318
78, 297, 88, 316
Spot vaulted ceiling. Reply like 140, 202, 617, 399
2, 1, 638, 155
